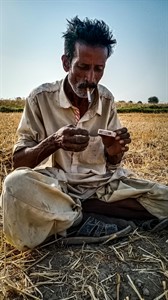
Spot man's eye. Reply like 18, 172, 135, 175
78, 65, 88, 70
95, 66, 104, 72
77, 65, 104, 72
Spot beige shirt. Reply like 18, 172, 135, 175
14, 77, 121, 174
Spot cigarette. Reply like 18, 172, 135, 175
87, 88, 92, 103
98, 129, 116, 137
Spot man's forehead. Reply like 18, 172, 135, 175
74, 42, 108, 60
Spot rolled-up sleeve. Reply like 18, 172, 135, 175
13, 96, 46, 153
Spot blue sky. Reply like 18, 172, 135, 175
1, 0, 168, 102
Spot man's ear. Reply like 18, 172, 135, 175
61, 55, 70, 72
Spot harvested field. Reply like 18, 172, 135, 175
0, 112, 168, 300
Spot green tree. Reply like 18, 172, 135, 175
148, 96, 159, 104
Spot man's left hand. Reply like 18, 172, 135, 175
100, 127, 131, 157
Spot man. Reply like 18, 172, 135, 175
1, 16, 168, 250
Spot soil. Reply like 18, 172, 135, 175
5, 229, 167, 300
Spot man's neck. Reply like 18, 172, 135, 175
64, 77, 89, 118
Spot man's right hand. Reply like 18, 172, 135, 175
53, 125, 89, 152
13, 125, 90, 169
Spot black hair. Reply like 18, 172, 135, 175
62, 16, 116, 62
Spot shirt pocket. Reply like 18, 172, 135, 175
78, 136, 106, 165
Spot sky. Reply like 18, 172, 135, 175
1, 0, 168, 103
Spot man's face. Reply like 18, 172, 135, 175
63, 42, 108, 98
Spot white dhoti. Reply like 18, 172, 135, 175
1, 167, 168, 250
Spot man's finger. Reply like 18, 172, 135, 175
115, 127, 128, 135
64, 135, 90, 144
119, 138, 131, 145
64, 127, 89, 136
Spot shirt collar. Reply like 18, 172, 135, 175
94, 87, 102, 116
59, 77, 72, 108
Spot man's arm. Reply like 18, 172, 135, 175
13, 136, 59, 169
13, 125, 89, 169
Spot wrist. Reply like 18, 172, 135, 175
105, 149, 123, 165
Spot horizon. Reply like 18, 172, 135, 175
1, 0, 168, 103
1, 96, 167, 105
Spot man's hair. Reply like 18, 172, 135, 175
62, 16, 116, 62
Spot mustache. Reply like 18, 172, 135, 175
78, 82, 97, 89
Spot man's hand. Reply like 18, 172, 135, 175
100, 127, 131, 157
54, 125, 90, 152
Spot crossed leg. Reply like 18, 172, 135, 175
82, 198, 154, 220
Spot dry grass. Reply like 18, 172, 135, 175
0, 112, 168, 299
0, 113, 21, 190
119, 113, 168, 185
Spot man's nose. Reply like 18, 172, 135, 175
85, 69, 96, 84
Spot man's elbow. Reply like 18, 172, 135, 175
13, 152, 21, 169
13, 149, 27, 169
